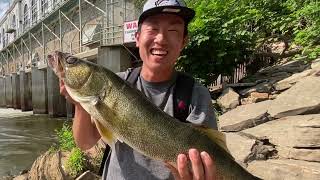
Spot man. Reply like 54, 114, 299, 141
60, 0, 218, 179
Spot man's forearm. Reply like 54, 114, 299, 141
72, 104, 101, 150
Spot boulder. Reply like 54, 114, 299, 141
240, 92, 269, 105
247, 159, 320, 180
239, 81, 274, 96
270, 71, 291, 78
311, 58, 320, 69
225, 133, 255, 162
243, 114, 320, 148
270, 42, 286, 54
13, 174, 28, 180
249, 92, 269, 103
76, 171, 100, 180
217, 87, 240, 111
277, 147, 320, 162
28, 151, 72, 180
268, 76, 320, 118
268, 94, 278, 100
219, 100, 272, 132
273, 69, 315, 91
258, 60, 308, 75
84, 140, 105, 174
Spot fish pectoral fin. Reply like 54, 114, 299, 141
195, 126, 232, 155
65, 86, 99, 105
94, 119, 117, 147
71, 94, 99, 105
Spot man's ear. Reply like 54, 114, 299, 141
135, 31, 140, 48
182, 36, 189, 49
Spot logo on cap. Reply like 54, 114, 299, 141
155, 0, 180, 7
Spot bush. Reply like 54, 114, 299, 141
51, 123, 86, 177
177, 0, 320, 85
55, 123, 76, 151
66, 147, 86, 177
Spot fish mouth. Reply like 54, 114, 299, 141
47, 52, 65, 79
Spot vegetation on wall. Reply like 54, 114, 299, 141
134, 0, 147, 10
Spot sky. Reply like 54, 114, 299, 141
0, 0, 10, 19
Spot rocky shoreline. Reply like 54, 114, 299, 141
5, 58, 320, 180
215, 58, 320, 179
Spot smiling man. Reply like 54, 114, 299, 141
60, 0, 218, 179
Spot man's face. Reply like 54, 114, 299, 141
135, 14, 187, 72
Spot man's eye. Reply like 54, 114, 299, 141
169, 29, 178, 32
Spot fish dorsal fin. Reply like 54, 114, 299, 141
194, 126, 231, 154
94, 119, 117, 147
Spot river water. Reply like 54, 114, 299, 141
0, 108, 68, 177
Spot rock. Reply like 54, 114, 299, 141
240, 97, 253, 105
13, 174, 28, 180
209, 84, 223, 94
28, 151, 72, 180
273, 69, 315, 91
84, 140, 105, 174
278, 147, 320, 162
250, 92, 269, 102
225, 82, 257, 88
244, 139, 278, 163
268, 94, 278, 100
311, 58, 320, 69
221, 76, 320, 130
239, 81, 274, 96
243, 115, 320, 148
268, 76, 320, 118
217, 87, 240, 111
259, 60, 308, 75
1, 176, 14, 180
270, 71, 291, 78
225, 133, 255, 162
19, 170, 29, 175
247, 159, 320, 180
76, 171, 100, 180
240, 92, 269, 105
271, 42, 286, 54
219, 100, 272, 132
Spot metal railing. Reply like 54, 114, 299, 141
0, 0, 139, 75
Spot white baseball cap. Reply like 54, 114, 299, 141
138, 0, 195, 25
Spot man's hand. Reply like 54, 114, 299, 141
59, 80, 78, 104
166, 149, 216, 180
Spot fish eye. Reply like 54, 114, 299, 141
66, 56, 78, 64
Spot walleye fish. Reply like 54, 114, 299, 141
48, 51, 262, 180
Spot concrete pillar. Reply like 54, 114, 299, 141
31, 67, 48, 114
5, 75, 13, 108
20, 71, 33, 111
47, 68, 67, 117
0, 77, 6, 107
12, 73, 21, 109
97, 46, 131, 72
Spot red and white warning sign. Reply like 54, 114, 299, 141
123, 20, 138, 43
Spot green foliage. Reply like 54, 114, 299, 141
177, 0, 320, 85
51, 123, 86, 177
134, 0, 147, 10
55, 123, 76, 151
66, 147, 85, 177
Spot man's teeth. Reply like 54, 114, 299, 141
151, 49, 168, 56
